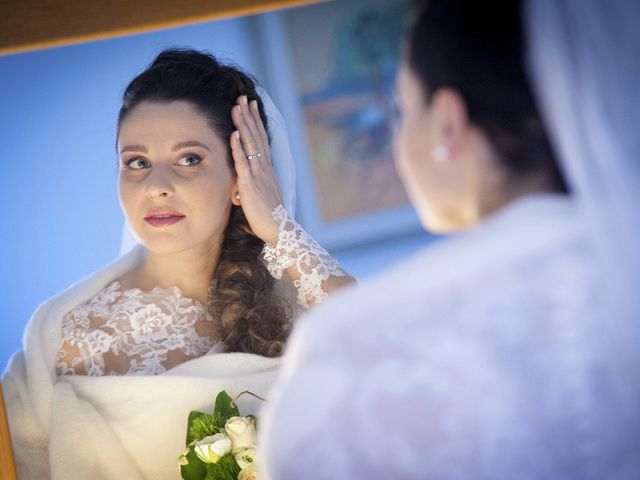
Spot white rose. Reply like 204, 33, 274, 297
194, 433, 232, 464
234, 449, 258, 470
225, 416, 257, 452
238, 467, 259, 480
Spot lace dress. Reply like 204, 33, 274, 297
55, 281, 219, 376
55, 205, 347, 377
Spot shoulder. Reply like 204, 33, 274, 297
286, 194, 597, 364
2, 349, 26, 385
21, 246, 146, 347
266, 197, 609, 478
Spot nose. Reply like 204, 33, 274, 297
144, 166, 175, 199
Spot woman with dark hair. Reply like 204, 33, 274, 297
1, 48, 353, 479
261, 0, 639, 478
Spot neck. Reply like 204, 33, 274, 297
128, 239, 222, 305
477, 169, 561, 221
467, 131, 564, 223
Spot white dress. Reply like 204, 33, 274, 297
1, 245, 282, 480
260, 194, 640, 480
2, 206, 348, 479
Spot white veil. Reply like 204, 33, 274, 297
525, 0, 640, 345
525, 4, 640, 464
119, 86, 296, 255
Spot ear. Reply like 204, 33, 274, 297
230, 176, 241, 206
231, 188, 241, 206
429, 88, 470, 161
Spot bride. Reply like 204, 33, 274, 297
260, 0, 640, 478
2, 48, 353, 479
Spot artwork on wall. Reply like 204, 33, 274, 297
257, 0, 422, 250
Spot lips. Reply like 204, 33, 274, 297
144, 210, 185, 228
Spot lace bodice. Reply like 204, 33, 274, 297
55, 206, 345, 377
55, 281, 218, 377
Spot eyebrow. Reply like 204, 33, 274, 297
119, 140, 211, 154
172, 141, 211, 153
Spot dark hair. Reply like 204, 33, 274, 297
407, 0, 567, 192
117, 47, 292, 357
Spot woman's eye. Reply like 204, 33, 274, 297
126, 158, 150, 170
176, 153, 203, 166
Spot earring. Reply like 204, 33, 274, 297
431, 144, 450, 163
235, 193, 240, 200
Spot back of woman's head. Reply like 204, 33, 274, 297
117, 48, 292, 357
407, 0, 567, 190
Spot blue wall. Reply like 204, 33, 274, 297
0, 17, 265, 369
0, 14, 432, 371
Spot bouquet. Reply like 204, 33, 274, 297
179, 391, 261, 480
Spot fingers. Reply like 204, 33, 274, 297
232, 103, 259, 157
235, 96, 264, 156
239, 96, 263, 148
230, 130, 251, 178
249, 99, 269, 148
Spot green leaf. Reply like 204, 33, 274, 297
204, 453, 241, 480
180, 446, 206, 480
186, 411, 212, 446
188, 412, 226, 446
213, 391, 240, 420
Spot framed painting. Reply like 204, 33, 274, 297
256, 0, 422, 250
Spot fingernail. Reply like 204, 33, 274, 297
251, 100, 258, 110
235, 130, 240, 140
242, 95, 248, 105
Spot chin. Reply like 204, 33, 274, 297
135, 232, 193, 255
419, 209, 469, 235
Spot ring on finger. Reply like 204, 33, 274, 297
246, 152, 261, 160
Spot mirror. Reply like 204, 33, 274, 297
0, 0, 427, 368
0, 1, 430, 477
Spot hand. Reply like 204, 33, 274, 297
230, 95, 284, 245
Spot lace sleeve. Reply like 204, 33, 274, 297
260, 205, 348, 308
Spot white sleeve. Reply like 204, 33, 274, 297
260, 205, 348, 308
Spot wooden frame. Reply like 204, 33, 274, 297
1, 384, 17, 480
0, 0, 326, 55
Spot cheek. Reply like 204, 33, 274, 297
394, 113, 432, 179
189, 171, 234, 226
117, 175, 139, 218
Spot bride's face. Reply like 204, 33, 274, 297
117, 100, 239, 255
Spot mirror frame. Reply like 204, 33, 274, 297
0, 0, 326, 55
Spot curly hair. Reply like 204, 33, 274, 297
117, 47, 293, 357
